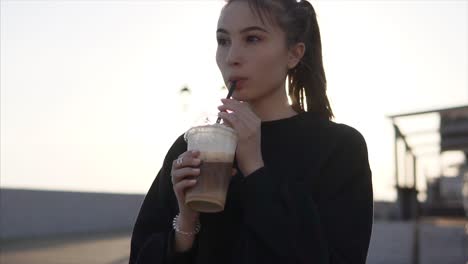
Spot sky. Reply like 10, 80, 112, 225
1, 0, 467, 201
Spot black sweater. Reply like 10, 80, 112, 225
129, 111, 373, 264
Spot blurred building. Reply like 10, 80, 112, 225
388, 105, 468, 220
425, 174, 465, 216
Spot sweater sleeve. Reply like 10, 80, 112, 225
317, 126, 373, 263
129, 135, 198, 264
238, 125, 373, 264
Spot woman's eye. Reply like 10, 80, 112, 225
217, 38, 230, 46
246, 35, 261, 43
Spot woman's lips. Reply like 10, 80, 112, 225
232, 79, 247, 89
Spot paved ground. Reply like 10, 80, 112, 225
367, 218, 467, 264
1, 231, 131, 264
1, 218, 466, 264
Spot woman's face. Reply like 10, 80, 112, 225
216, 1, 291, 103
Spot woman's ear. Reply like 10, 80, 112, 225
287, 42, 306, 69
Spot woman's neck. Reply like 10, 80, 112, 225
249, 87, 298, 122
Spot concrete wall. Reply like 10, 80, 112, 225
0, 188, 145, 240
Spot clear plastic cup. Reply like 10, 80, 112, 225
184, 124, 237, 213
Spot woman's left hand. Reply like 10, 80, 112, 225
217, 98, 264, 176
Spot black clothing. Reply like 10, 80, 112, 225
129, 111, 373, 264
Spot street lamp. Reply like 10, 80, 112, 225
179, 85, 191, 112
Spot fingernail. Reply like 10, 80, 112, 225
192, 168, 200, 173
193, 159, 201, 165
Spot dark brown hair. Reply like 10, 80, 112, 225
225, 0, 334, 120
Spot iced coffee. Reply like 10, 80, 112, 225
184, 124, 237, 213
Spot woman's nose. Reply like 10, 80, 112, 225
226, 43, 243, 66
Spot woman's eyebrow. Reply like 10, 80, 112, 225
216, 26, 269, 34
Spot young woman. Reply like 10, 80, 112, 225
129, 0, 373, 263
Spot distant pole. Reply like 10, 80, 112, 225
394, 123, 400, 190
412, 154, 420, 264
413, 155, 417, 194
412, 217, 420, 264
393, 122, 402, 220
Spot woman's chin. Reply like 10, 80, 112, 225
231, 92, 251, 102
231, 93, 243, 101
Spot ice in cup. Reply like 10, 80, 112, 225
184, 124, 237, 213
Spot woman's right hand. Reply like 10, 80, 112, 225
171, 150, 201, 220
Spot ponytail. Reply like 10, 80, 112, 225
286, 0, 333, 119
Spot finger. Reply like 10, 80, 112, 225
174, 179, 197, 195
231, 168, 237, 176
219, 99, 245, 113
219, 100, 258, 124
218, 109, 258, 134
172, 151, 201, 169
217, 112, 242, 131
218, 110, 256, 136
221, 98, 244, 106
172, 151, 191, 168
180, 150, 200, 159
217, 105, 228, 112
172, 167, 200, 184
189, 150, 201, 157
220, 98, 252, 112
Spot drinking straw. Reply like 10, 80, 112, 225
216, 80, 237, 124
